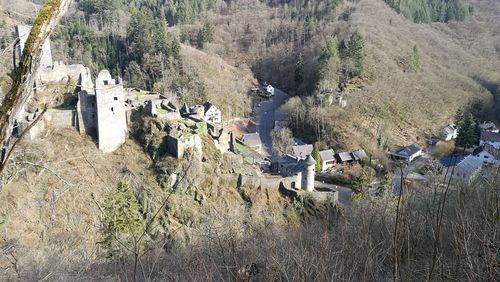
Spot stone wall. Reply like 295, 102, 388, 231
167, 133, 202, 159
77, 90, 97, 135
44, 110, 76, 129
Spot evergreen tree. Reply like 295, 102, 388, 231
100, 182, 144, 256
409, 45, 420, 72
312, 143, 321, 172
456, 112, 480, 149
348, 30, 364, 77
295, 53, 305, 84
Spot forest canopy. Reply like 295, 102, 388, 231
384, 0, 470, 23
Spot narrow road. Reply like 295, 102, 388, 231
256, 89, 288, 158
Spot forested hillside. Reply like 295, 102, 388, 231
0, 0, 499, 279
384, 0, 470, 23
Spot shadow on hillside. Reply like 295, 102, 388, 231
469, 75, 500, 123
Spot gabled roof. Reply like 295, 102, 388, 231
319, 149, 335, 162
352, 149, 367, 161
479, 121, 498, 132
396, 143, 422, 158
440, 155, 467, 167
203, 102, 219, 113
455, 155, 483, 173
242, 132, 261, 147
336, 152, 353, 162
292, 144, 313, 158
481, 131, 500, 143
443, 124, 457, 135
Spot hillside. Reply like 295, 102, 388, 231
171, 0, 500, 152
0, 0, 499, 280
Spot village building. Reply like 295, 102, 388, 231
391, 143, 423, 163
441, 155, 483, 185
265, 85, 275, 96
479, 121, 499, 133
352, 149, 368, 162
480, 131, 500, 149
291, 144, 313, 160
241, 132, 262, 154
442, 124, 458, 141
181, 102, 222, 124
319, 149, 336, 171
335, 151, 354, 164
275, 154, 316, 191
473, 143, 500, 166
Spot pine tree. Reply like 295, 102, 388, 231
295, 53, 305, 84
409, 45, 420, 71
100, 182, 144, 256
312, 142, 321, 172
348, 30, 364, 77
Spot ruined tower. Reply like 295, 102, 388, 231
15, 24, 53, 69
95, 70, 127, 153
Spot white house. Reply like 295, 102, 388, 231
202, 102, 222, 124
392, 143, 423, 163
480, 131, 500, 149
473, 143, 500, 166
442, 124, 458, 141
319, 149, 336, 171
266, 85, 275, 96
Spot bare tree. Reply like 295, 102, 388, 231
0, 0, 71, 174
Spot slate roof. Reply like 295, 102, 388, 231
242, 132, 261, 147
481, 131, 500, 143
443, 124, 457, 135
203, 102, 218, 113
352, 149, 367, 161
479, 121, 498, 132
319, 149, 335, 162
292, 144, 313, 158
396, 143, 422, 158
455, 155, 483, 174
440, 155, 467, 167
336, 152, 354, 162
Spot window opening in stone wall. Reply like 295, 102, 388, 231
114, 97, 117, 101
104, 80, 109, 85
111, 107, 114, 113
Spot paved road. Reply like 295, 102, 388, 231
392, 154, 431, 195
255, 89, 288, 158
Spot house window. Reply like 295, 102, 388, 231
111, 107, 114, 112
103, 80, 109, 85
114, 97, 117, 101
484, 156, 489, 159
92, 114, 95, 119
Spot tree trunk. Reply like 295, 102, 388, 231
0, 0, 71, 173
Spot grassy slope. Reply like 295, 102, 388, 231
181, 44, 256, 119
329, 0, 500, 149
